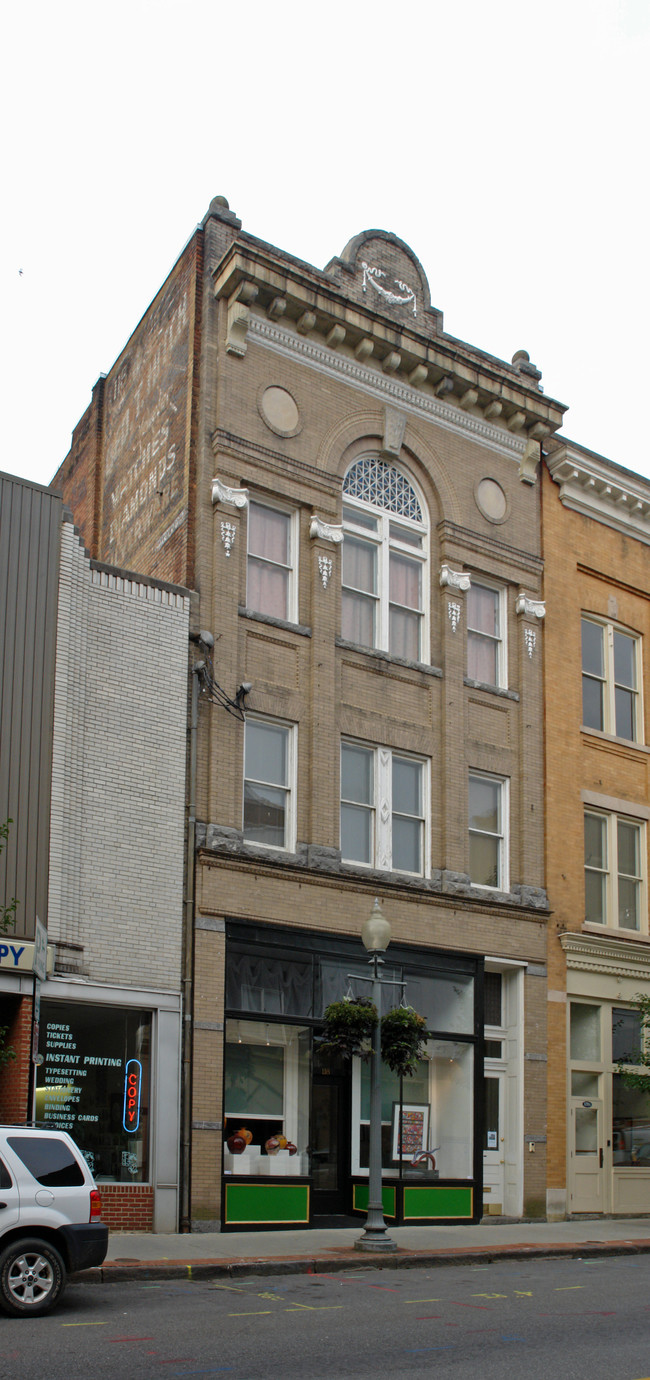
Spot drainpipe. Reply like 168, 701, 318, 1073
180, 660, 201, 1232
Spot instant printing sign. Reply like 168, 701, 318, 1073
35, 1001, 151, 1182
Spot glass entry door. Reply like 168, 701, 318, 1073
311, 1071, 350, 1216
569, 1100, 603, 1213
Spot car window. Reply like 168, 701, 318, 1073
0, 1156, 12, 1190
7, 1136, 85, 1187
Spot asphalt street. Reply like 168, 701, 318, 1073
3, 1256, 650, 1379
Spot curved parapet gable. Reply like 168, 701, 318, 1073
325, 228, 442, 335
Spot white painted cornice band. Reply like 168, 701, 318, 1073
547, 447, 650, 545
560, 930, 650, 980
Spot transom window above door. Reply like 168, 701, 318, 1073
341, 456, 428, 661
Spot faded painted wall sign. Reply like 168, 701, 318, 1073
101, 264, 192, 577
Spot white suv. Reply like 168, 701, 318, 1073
0, 1126, 108, 1317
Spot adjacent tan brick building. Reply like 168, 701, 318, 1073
53, 197, 569, 1230
542, 443, 650, 1219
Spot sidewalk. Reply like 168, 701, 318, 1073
94, 1217, 650, 1283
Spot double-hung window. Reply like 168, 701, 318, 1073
469, 773, 508, 890
247, 500, 296, 621
340, 741, 427, 876
467, 582, 506, 687
341, 456, 428, 661
584, 809, 645, 932
243, 718, 295, 851
581, 617, 641, 742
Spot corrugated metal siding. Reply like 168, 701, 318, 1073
0, 473, 62, 938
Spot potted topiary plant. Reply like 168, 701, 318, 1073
381, 1005, 429, 1077
320, 995, 377, 1062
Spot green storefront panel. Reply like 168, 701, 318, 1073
353, 1184, 397, 1218
403, 1185, 473, 1220
225, 1182, 310, 1225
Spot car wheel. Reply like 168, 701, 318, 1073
0, 1238, 66, 1317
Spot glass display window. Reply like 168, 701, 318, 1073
36, 1001, 151, 1183
351, 1039, 473, 1181
570, 1002, 601, 1062
612, 1075, 650, 1166
223, 1020, 310, 1177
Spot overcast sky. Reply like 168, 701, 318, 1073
2, 0, 648, 489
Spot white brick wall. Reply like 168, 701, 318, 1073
48, 521, 190, 990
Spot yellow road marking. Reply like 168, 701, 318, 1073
228, 1309, 273, 1316
514, 1291, 533, 1297
406, 1298, 442, 1303
61, 1322, 109, 1327
555, 1286, 584, 1291
472, 1293, 507, 1298
212, 1284, 245, 1292
285, 1305, 343, 1312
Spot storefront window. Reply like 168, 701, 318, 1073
315, 959, 403, 1016
570, 1003, 601, 1061
405, 972, 474, 1035
612, 1008, 642, 1064
226, 950, 313, 1017
353, 1039, 473, 1179
36, 1001, 151, 1183
223, 1020, 310, 1177
612, 1075, 650, 1166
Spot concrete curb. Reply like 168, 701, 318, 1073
74, 1238, 650, 1284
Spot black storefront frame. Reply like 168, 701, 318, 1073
222, 919, 485, 1229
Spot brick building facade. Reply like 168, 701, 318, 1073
542, 442, 650, 1220
52, 197, 568, 1229
1, 472, 190, 1231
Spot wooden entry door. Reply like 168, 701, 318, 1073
483, 1070, 505, 1215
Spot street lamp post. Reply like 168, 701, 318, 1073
354, 898, 398, 1254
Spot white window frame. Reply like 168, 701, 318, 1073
341, 460, 429, 662
246, 499, 298, 623
467, 579, 507, 689
243, 716, 296, 853
340, 740, 429, 877
581, 616, 643, 744
468, 772, 509, 892
584, 808, 646, 934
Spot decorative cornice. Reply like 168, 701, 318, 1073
516, 594, 546, 621
248, 316, 529, 463
546, 446, 650, 545
560, 929, 650, 980
310, 516, 344, 544
440, 563, 471, 592
211, 477, 249, 509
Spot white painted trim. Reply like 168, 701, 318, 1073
547, 447, 650, 544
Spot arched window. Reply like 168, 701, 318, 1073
341, 455, 428, 661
